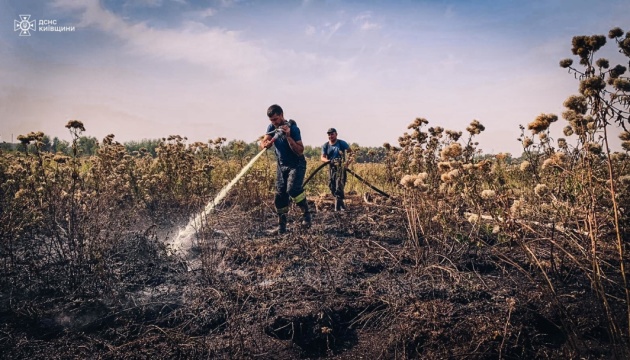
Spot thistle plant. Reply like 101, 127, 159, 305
555, 27, 630, 352
393, 117, 489, 251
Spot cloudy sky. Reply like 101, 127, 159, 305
1, 0, 628, 155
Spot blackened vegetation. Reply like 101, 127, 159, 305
0, 193, 625, 359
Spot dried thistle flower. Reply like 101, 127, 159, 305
534, 183, 549, 197
609, 27, 624, 38
400, 174, 415, 188
609, 64, 627, 79
557, 138, 567, 149
65, 120, 86, 131
544, 152, 567, 170
413, 179, 429, 192
559, 58, 573, 68
103, 134, 115, 145
438, 162, 452, 172
527, 113, 558, 134
481, 189, 496, 200
428, 126, 444, 137
466, 120, 485, 135
613, 78, 630, 92
448, 169, 460, 180
542, 159, 555, 170
522, 137, 533, 148
53, 154, 69, 163
611, 152, 627, 162
563, 126, 574, 136
595, 58, 609, 69
563, 95, 588, 114
440, 143, 463, 160
407, 117, 429, 129
446, 130, 462, 141
579, 76, 606, 97
586, 142, 602, 155
14, 188, 27, 199
520, 161, 532, 172
510, 199, 524, 217
571, 35, 606, 60
475, 160, 492, 172
17, 134, 31, 145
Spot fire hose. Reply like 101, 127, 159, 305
345, 168, 391, 199
266, 125, 392, 199
303, 162, 391, 199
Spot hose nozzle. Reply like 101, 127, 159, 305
269, 128, 284, 143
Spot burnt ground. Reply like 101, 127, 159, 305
0, 193, 625, 359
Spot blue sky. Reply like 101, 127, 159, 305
1, 0, 628, 155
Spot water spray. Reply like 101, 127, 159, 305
168, 147, 267, 256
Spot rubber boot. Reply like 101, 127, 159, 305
335, 198, 346, 212
266, 213, 287, 235
296, 200, 311, 227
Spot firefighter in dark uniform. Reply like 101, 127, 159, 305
260, 104, 311, 234
321, 128, 352, 211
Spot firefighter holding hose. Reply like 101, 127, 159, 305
321, 128, 352, 211
261, 104, 311, 234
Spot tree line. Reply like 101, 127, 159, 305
1, 134, 391, 163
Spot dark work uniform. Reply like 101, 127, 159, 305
322, 139, 350, 200
266, 120, 307, 215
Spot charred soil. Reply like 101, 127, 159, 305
0, 194, 625, 359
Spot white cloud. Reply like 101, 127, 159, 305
360, 22, 380, 31
353, 12, 381, 31
51, 0, 269, 79
324, 22, 343, 40
126, 0, 163, 8
304, 21, 344, 41
197, 7, 216, 18
219, 0, 242, 8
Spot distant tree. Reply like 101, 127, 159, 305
125, 139, 161, 157
303, 145, 320, 160
351, 145, 388, 163
0, 142, 14, 151
52, 137, 71, 155
77, 136, 98, 156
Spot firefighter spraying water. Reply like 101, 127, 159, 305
168, 104, 311, 257
260, 104, 311, 235
168, 104, 390, 259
